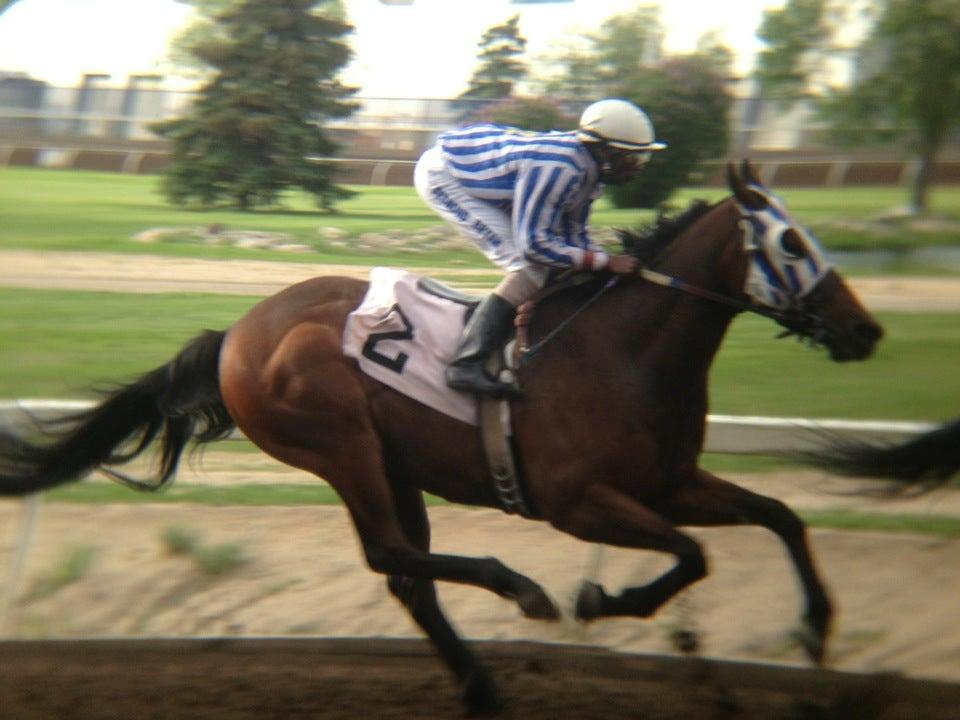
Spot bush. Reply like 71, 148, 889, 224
460, 96, 578, 132
608, 57, 732, 209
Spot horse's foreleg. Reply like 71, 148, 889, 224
655, 470, 832, 665
323, 452, 559, 619
386, 483, 501, 716
550, 484, 707, 621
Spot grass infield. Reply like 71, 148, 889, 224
1, 287, 956, 421
3, 167, 960, 268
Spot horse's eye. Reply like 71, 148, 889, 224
780, 228, 806, 258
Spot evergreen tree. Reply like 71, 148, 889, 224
459, 15, 527, 101
154, 0, 356, 211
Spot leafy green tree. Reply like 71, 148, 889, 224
610, 55, 732, 209
535, 7, 729, 208
754, 0, 834, 98
755, 0, 960, 213
542, 6, 662, 98
154, 0, 356, 211
590, 6, 662, 87
459, 14, 527, 100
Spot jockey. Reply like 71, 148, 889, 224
414, 98, 667, 398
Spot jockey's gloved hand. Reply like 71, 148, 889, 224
607, 255, 641, 275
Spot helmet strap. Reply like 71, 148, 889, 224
585, 140, 614, 176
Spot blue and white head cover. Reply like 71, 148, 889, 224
736, 187, 834, 310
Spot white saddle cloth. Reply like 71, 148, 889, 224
342, 267, 480, 425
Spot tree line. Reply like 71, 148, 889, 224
154, 0, 959, 214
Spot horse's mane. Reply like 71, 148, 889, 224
535, 199, 719, 312
617, 200, 715, 264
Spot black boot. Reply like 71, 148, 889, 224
446, 294, 521, 398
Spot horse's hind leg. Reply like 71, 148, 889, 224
654, 469, 832, 664
387, 483, 502, 715
292, 441, 555, 712
549, 484, 709, 621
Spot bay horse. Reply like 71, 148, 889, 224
1, 162, 885, 715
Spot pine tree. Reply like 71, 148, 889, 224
154, 0, 356, 211
459, 15, 527, 101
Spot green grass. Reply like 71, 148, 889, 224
38, 482, 960, 538
159, 524, 248, 577
46, 482, 450, 507
2, 287, 956, 421
0, 289, 260, 397
799, 510, 960, 538
708, 311, 960, 420
20, 545, 98, 603
2, 167, 960, 268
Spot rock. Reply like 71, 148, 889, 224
131, 229, 174, 243
319, 226, 348, 239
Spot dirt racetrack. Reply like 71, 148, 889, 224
4, 249, 960, 310
4, 637, 960, 720
3, 482, 960, 719
2, 251, 960, 717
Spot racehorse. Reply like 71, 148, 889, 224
1, 162, 886, 715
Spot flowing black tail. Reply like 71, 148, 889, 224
802, 418, 960, 496
0, 329, 235, 496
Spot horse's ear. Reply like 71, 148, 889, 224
741, 159, 764, 187
728, 160, 766, 209
727, 161, 756, 207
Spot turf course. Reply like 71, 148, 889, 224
3, 167, 960, 267
1, 287, 956, 422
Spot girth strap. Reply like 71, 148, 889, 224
479, 347, 535, 519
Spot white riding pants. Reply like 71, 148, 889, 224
414, 145, 548, 306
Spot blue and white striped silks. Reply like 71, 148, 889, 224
416, 124, 608, 272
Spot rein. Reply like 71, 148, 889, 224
518, 264, 826, 364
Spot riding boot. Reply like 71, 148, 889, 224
446, 294, 521, 398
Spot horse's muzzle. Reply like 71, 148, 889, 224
823, 318, 883, 362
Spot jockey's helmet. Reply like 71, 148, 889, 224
577, 99, 667, 153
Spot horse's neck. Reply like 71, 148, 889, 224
589, 201, 746, 401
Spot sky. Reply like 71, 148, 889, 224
0, 0, 783, 96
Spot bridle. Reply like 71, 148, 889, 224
518, 202, 833, 363
634, 264, 832, 347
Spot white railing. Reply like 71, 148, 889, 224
0, 399, 935, 455
0, 398, 935, 632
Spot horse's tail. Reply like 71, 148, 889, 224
802, 417, 960, 495
0, 329, 234, 496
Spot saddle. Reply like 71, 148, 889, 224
343, 268, 536, 518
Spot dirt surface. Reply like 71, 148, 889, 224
3, 637, 959, 720
2, 471, 960, 718
3, 249, 960, 310
3, 250, 960, 717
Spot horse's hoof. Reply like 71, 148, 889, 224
793, 623, 827, 666
575, 581, 605, 622
669, 628, 701, 655
463, 669, 505, 717
518, 589, 561, 620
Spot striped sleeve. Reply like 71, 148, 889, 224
514, 164, 609, 270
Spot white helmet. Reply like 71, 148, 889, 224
577, 99, 667, 152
